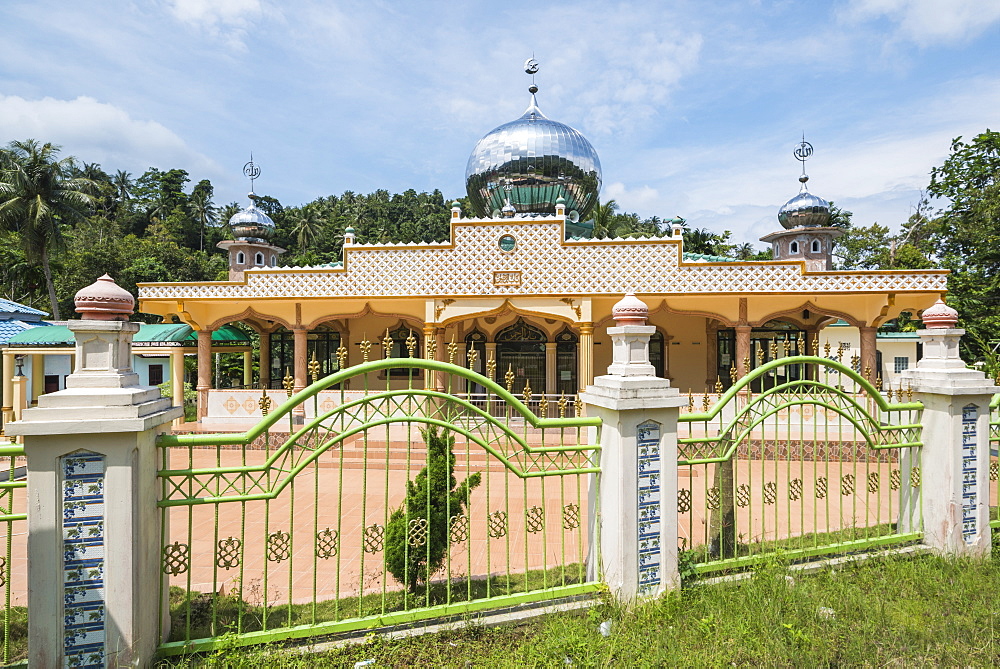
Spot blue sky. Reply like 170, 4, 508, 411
2, 0, 998, 247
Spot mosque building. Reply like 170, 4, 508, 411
134, 74, 948, 426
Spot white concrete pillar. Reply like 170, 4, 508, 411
898, 300, 999, 557
6, 276, 182, 668
579, 294, 686, 601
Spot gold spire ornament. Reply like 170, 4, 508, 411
360, 336, 372, 363
308, 353, 320, 382
382, 328, 393, 359
558, 393, 567, 418
425, 336, 437, 360
447, 336, 458, 365
258, 386, 272, 416
405, 330, 417, 358
486, 355, 496, 378
336, 345, 348, 369
467, 348, 478, 369
505, 364, 515, 392
282, 369, 294, 397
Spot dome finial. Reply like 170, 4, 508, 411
243, 154, 261, 203
778, 135, 830, 229
525, 55, 539, 93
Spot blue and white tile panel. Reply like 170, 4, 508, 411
637, 421, 661, 595
62, 452, 106, 668
962, 404, 978, 544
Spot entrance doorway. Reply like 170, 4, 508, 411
496, 319, 546, 395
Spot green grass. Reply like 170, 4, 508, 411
161, 549, 1000, 667
0, 606, 27, 665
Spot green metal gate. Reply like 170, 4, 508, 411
678, 355, 923, 575
155, 345, 601, 656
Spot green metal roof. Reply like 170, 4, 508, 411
6, 323, 251, 347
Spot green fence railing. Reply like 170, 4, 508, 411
155, 352, 602, 656
678, 355, 923, 574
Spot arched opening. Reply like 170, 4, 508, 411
496, 319, 547, 394
236, 251, 245, 265
789, 241, 799, 254
811, 239, 821, 253
270, 254, 277, 266
255, 252, 264, 266
555, 327, 578, 395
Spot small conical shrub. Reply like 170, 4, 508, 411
385, 427, 481, 591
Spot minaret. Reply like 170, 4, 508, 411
759, 138, 842, 271
216, 157, 286, 281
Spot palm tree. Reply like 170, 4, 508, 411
292, 206, 324, 251
592, 199, 619, 239
112, 170, 132, 215
0, 140, 95, 319
188, 190, 218, 251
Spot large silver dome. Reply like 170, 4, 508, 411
465, 93, 601, 220
229, 201, 275, 242
778, 176, 830, 229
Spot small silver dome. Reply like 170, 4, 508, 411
229, 202, 275, 242
465, 92, 601, 220
778, 175, 830, 229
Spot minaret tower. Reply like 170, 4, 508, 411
217, 156, 286, 281
759, 138, 842, 271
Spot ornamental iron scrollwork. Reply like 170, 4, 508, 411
736, 483, 751, 508
162, 542, 190, 575
816, 477, 828, 499
407, 517, 429, 547
841, 474, 856, 496
449, 514, 470, 543
706, 488, 721, 510
0, 556, 6, 586
788, 478, 803, 501
562, 504, 580, 530
216, 537, 242, 570
677, 488, 692, 513
762, 481, 777, 505
488, 510, 508, 539
363, 524, 385, 553
525, 506, 545, 533
867, 472, 880, 494
991, 462, 998, 482
267, 530, 291, 563
890, 469, 901, 490
316, 529, 339, 559
910, 466, 921, 488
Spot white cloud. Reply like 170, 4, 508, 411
0, 95, 219, 177
604, 182, 662, 212
166, 0, 265, 49
841, 0, 1000, 45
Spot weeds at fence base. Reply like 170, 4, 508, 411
0, 606, 27, 664
167, 563, 587, 645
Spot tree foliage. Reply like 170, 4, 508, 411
926, 130, 1000, 353
384, 428, 481, 591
